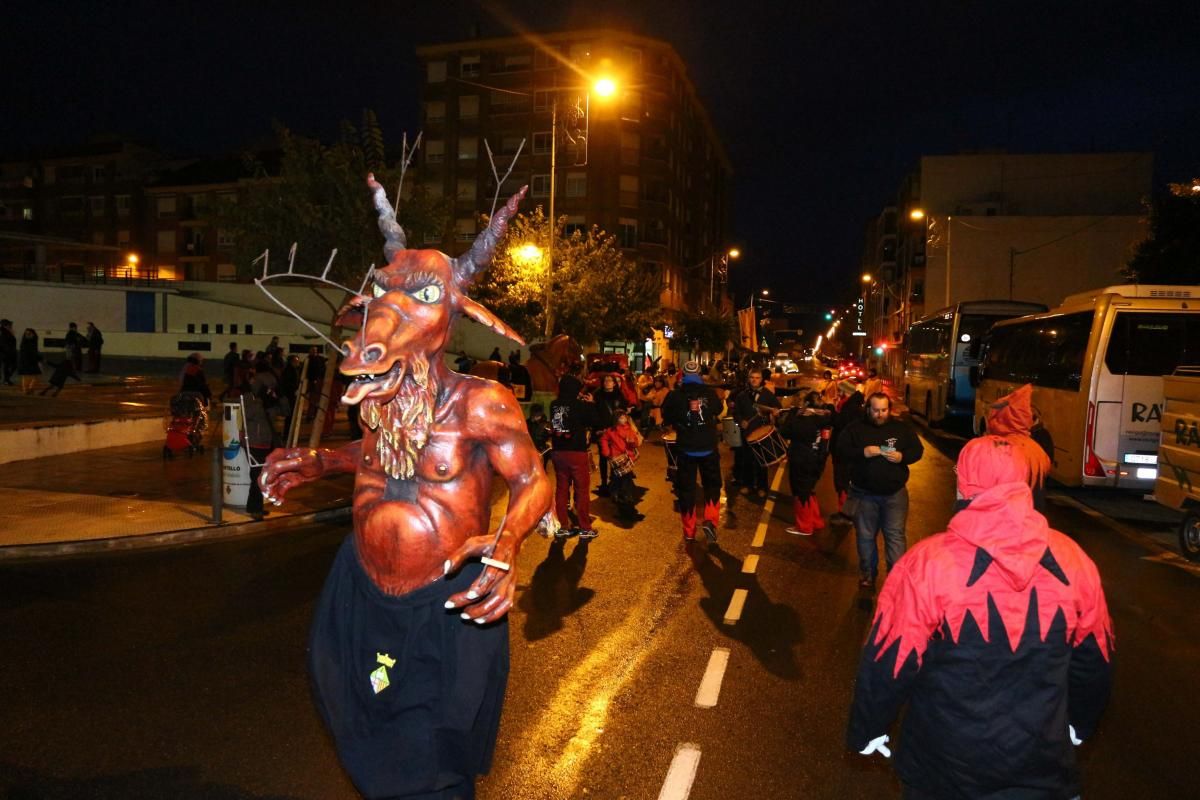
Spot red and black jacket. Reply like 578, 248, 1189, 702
847, 480, 1114, 798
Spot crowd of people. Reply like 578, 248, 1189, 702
0, 319, 104, 395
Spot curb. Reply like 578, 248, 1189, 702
0, 505, 352, 563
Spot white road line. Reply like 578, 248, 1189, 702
693, 647, 731, 708
742, 554, 760, 574
750, 465, 787, 548
658, 743, 702, 800
723, 588, 748, 625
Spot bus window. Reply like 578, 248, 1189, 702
1033, 313, 1092, 390
1104, 312, 1200, 376
958, 315, 1006, 361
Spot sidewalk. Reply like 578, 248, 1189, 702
0, 374, 357, 560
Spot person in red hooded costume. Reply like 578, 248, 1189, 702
986, 383, 1054, 513
847, 435, 1113, 799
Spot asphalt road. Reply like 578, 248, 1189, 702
2, 419, 1198, 799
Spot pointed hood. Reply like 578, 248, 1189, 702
949, 435, 1048, 591
987, 383, 1035, 437
986, 383, 1050, 488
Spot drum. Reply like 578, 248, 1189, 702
610, 451, 636, 477
662, 431, 679, 480
745, 425, 787, 467
721, 417, 743, 447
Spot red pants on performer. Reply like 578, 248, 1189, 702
550, 450, 591, 530
792, 494, 825, 533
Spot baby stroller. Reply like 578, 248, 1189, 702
164, 391, 209, 458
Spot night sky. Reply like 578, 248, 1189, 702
5, 1, 1199, 307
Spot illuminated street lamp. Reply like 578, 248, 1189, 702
910, 208, 925, 220
544, 75, 618, 337
861, 273, 872, 283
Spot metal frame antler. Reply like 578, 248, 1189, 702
253, 247, 373, 357
483, 137, 526, 218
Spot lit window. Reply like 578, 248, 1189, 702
22, 207, 33, 221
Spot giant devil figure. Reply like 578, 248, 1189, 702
260, 175, 552, 800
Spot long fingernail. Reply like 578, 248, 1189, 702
444, 601, 455, 609
466, 590, 478, 600
443, 559, 451, 575
474, 617, 486, 625
460, 612, 471, 620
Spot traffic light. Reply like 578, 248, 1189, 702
824, 312, 833, 321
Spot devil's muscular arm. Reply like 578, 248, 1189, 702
443, 383, 553, 623
259, 440, 361, 504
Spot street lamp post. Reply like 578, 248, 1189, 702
543, 77, 617, 338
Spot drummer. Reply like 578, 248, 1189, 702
661, 360, 727, 542
734, 367, 782, 496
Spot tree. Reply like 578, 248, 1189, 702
1123, 179, 1200, 285
221, 112, 450, 284
472, 207, 662, 345
671, 309, 737, 355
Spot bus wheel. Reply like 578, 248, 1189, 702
1179, 513, 1200, 562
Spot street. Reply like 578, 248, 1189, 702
2, 409, 1199, 799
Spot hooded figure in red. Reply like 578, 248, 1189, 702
847, 435, 1113, 799
987, 383, 1053, 512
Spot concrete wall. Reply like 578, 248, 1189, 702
1, 278, 530, 361
921, 214, 1146, 311
0, 416, 166, 464
920, 153, 1152, 216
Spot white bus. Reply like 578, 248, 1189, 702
974, 285, 1200, 490
903, 300, 1048, 424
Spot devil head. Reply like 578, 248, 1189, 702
336, 174, 526, 479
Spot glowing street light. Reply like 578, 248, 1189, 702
861, 273, 872, 283
910, 208, 926, 220
727, 248, 741, 260
593, 77, 617, 98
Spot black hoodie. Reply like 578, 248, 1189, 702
550, 375, 608, 452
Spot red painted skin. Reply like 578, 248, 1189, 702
260, 178, 551, 623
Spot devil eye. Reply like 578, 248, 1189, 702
372, 283, 386, 299
410, 284, 443, 304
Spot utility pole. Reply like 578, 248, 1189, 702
543, 99, 558, 338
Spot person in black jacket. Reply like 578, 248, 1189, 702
661, 360, 725, 542
550, 374, 609, 539
0, 318, 17, 385
733, 368, 781, 494
778, 392, 832, 536
830, 383, 865, 517
848, 435, 1113, 799
836, 392, 923, 588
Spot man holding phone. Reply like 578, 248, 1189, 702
837, 392, 924, 588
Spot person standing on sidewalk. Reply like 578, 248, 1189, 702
0, 319, 17, 385
64, 322, 86, 374
17, 328, 42, 394
837, 392, 923, 588
84, 322, 103, 373
847, 435, 1112, 799
661, 360, 725, 542
549, 374, 608, 539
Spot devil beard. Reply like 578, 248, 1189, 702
359, 353, 436, 480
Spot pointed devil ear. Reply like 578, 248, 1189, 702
460, 296, 526, 346
453, 186, 528, 287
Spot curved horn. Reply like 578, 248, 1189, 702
453, 185, 528, 286
366, 172, 406, 262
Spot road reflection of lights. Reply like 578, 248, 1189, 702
520, 584, 676, 792
119, 401, 152, 407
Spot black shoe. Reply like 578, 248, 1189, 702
701, 520, 718, 543
596, 485, 611, 497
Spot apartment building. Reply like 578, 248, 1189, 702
414, 28, 734, 322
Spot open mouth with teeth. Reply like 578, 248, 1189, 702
342, 361, 405, 405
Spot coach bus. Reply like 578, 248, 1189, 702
903, 300, 1048, 424
974, 285, 1200, 490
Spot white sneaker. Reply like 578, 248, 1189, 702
785, 527, 813, 536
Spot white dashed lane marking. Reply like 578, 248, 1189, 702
657, 743, 702, 800
723, 588, 748, 625
693, 647, 731, 708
